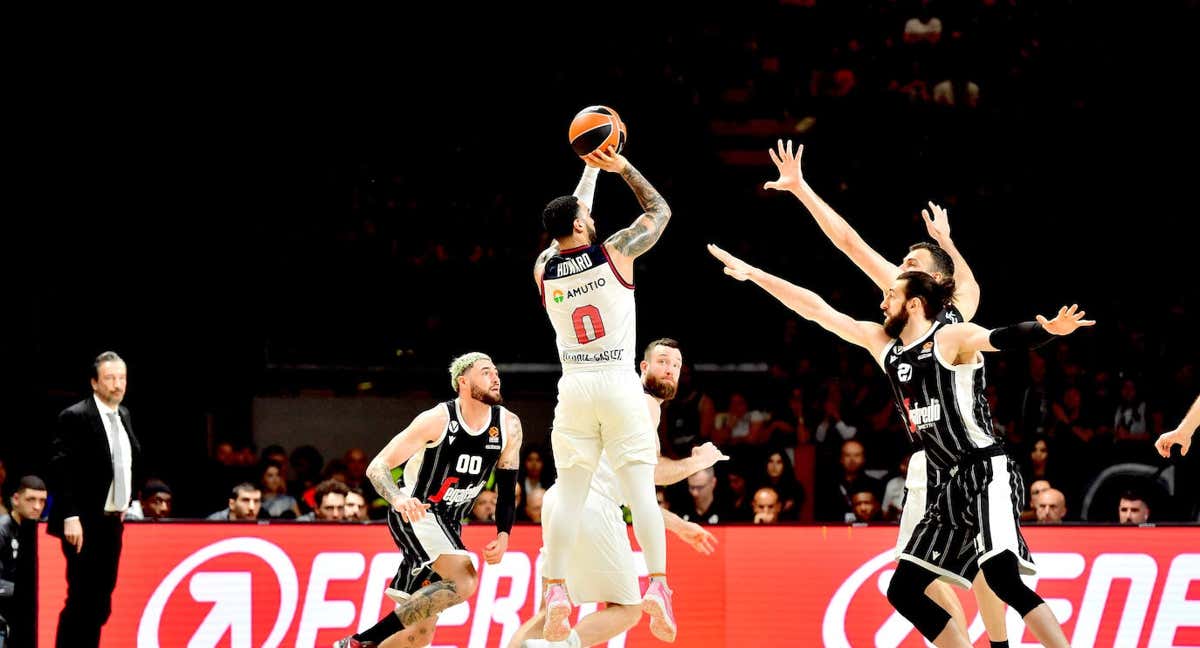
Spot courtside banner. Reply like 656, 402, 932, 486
38, 524, 1200, 647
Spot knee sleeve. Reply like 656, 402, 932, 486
887, 561, 952, 642
980, 551, 1043, 617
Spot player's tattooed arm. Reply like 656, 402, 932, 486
395, 580, 462, 626
367, 458, 404, 506
499, 411, 523, 470
533, 241, 559, 287
368, 407, 446, 505
606, 163, 672, 257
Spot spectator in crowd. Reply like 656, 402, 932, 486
343, 448, 369, 490
1022, 479, 1052, 522
1034, 488, 1068, 524
761, 386, 812, 452
681, 467, 730, 525
208, 483, 262, 521
471, 489, 497, 523
760, 449, 803, 520
524, 487, 545, 524
288, 445, 324, 501
0, 459, 8, 517
814, 388, 858, 447
713, 392, 769, 449
298, 479, 349, 521
259, 460, 301, 519
1021, 436, 1059, 490
818, 439, 881, 523
881, 453, 910, 521
752, 486, 782, 524
1, 476, 47, 647
1118, 490, 1151, 524
850, 488, 882, 523
520, 448, 551, 494
344, 488, 368, 522
1114, 378, 1151, 445
125, 479, 173, 520
723, 461, 753, 522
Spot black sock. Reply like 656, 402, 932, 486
991, 641, 1009, 648
354, 612, 405, 643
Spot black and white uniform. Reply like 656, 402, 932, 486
387, 400, 508, 595
882, 320, 1034, 588
894, 306, 959, 557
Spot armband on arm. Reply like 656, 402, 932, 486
989, 321, 1055, 350
494, 468, 518, 534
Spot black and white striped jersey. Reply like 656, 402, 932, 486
882, 320, 1000, 477
399, 399, 508, 524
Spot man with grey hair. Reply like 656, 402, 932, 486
337, 351, 523, 648
47, 351, 142, 648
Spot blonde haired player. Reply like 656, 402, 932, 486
509, 339, 727, 648
535, 144, 676, 642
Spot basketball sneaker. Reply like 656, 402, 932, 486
642, 580, 677, 642
543, 582, 573, 642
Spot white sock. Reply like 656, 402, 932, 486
614, 461, 667, 578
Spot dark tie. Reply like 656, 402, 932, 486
106, 411, 128, 507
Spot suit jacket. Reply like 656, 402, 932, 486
46, 396, 142, 537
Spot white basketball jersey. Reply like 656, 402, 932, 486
541, 244, 636, 373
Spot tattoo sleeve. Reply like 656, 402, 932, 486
498, 414, 523, 470
534, 241, 559, 277
367, 457, 404, 505
607, 163, 671, 257
394, 580, 462, 626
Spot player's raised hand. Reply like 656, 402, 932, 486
707, 244, 756, 281
583, 145, 628, 174
1155, 428, 1192, 458
395, 496, 432, 523
691, 442, 731, 471
763, 139, 805, 193
1036, 304, 1096, 336
921, 201, 952, 242
483, 532, 509, 564
676, 521, 718, 556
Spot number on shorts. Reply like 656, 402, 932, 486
456, 454, 483, 475
571, 305, 606, 344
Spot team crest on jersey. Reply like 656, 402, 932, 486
897, 363, 914, 382
449, 421, 460, 433
552, 290, 564, 304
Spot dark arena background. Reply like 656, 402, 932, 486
7, 4, 1200, 647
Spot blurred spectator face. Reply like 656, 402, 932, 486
525, 488, 545, 523
11, 486, 47, 522
91, 359, 127, 408
1029, 353, 1046, 383
840, 440, 865, 475
727, 472, 747, 498
230, 488, 262, 520
641, 344, 683, 401
216, 442, 236, 466
1029, 479, 1051, 502
1119, 498, 1150, 524
728, 393, 748, 418
687, 469, 717, 507
143, 491, 172, 518
237, 446, 257, 467
472, 490, 497, 522
851, 491, 880, 522
1120, 379, 1137, 403
344, 448, 368, 481
262, 465, 286, 494
523, 451, 543, 480
752, 488, 781, 524
1063, 387, 1082, 410
1030, 440, 1048, 467
1035, 489, 1067, 523
316, 492, 346, 521
766, 452, 786, 480
344, 491, 367, 521
266, 450, 290, 474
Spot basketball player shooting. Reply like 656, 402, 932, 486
535, 144, 676, 642
709, 244, 1091, 648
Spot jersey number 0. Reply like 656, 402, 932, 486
571, 305, 607, 344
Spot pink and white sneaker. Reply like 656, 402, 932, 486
543, 582, 573, 642
641, 580, 677, 642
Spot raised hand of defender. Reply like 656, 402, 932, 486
763, 139, 804, 193
677, 521, 718, 556
395, 496, 432, 523
1036, 304, 1096, 336
921, 201, 952, 243
691, 442, 731, 470
1155, 428, 1192, 458
483, 532, 509, 564
707, 244, 756, 281
582, 145, 628, 174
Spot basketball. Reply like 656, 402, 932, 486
568, 105, 627, 157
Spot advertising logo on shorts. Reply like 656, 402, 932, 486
137, 537, 299, 648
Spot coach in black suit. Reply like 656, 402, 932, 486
47, 351, 141, 648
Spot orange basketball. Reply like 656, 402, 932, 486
568, 105, 627, 157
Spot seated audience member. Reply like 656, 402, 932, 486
298, 479, 350, 521
1034, 487, 1068, 524
752, 487, 782, 525
207, 482, 262, 521
1118, 489, 1151, 524
126, 479, 173, 520
259, 460, 301, 519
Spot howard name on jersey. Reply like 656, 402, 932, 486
541, 244, 636, 370
400, 401, 507, 520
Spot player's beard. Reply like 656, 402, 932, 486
883, 308, 908, 338
643, 373, 678, 401
471, 384, 503, 406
